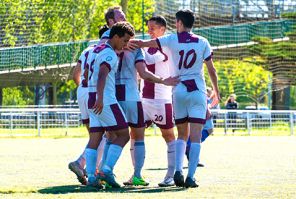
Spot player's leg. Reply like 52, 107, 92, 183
68, 88, 89, 185
158, 127, 176, 187
174, 122, 189, 187
97, 103, 130, 188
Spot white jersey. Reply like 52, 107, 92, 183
101, 29, 110, 40
157, 32, 212, 94
115, 49, 144, 101
88, 43, 119, 106
140, 47, 173, 100
78, 45, 95, 87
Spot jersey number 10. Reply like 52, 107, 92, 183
178, 49, 197, 70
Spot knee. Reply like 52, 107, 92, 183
162, 132, 175, 143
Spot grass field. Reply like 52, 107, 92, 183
1, 136, 296, 198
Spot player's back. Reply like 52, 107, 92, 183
115, 48, 144, 101
88, 43, 118, 107
158, 32, 212, 93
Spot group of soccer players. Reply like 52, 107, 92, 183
69, 6, 220, 189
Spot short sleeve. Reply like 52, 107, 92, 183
203, 39, 213, 61
135, 49, 145, 64
95, 49, 117, 72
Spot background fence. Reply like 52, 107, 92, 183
0, 108, 295, 137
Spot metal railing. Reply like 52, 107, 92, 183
0, 108, 295, 137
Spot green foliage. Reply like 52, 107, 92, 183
205, 60, 271, 107
281, 12, 296, 19
2, 86, 34, 106
0, 0, 155, 47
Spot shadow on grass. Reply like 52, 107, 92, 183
38, 185, 185, 194
146, 167, 188, 171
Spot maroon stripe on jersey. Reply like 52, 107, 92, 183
93, 43, 111, 53
135, 59, 145, 64
116, 84, 125, 101
101, 61, 111, 72
82, 118, 90, 124
106, 103, 128, 131
188, 117, 206, 124
147, 47, 158, 55
205, 52, 213, 61
142, 64, 155, 99
156, 38, 162, 50
155, 103, 174, 129
175, 117, 189, 124
88, 92, 96, 109
177, 32, 199, 43
181, 79, 198, 92
101, 36, 109, 40
90, 127, 105, 133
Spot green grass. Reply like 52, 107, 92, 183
0, 136, 296, 198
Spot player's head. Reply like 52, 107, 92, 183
109, 22, 135, 50
105, 6, 126, 28
175, 9, 195, 31
98, 24, 109, 38
147, 16, 167, 39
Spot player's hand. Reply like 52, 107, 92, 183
162, 76, 180, 86
210, 90, 220, 108
125, 40, 138, 51
93, 99, 103, 114
129, 39, 143, 49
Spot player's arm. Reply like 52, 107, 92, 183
129, 39, 159, 49
205, 59, 220, 108
72, 62, 81, 86
136, 61, 179, 86
93, 63, 109, 114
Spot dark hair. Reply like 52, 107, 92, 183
105, 6, 121, 25
109, 22, 135, 39
98, 24, 109, 38
148, 16, 167, 28
175, 9, 195, 29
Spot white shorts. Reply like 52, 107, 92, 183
89, 103, 128, 133
142, 98, 174, 129
77, 86, 89, 124
119, 101, 145, 128
173, 86, 207, 125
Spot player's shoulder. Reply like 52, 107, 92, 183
194, 34, 209, 44
101, 29, 110, 40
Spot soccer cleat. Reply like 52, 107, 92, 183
132, 176, 149, 186
158, 176, 175, 187
87, 176, 103, 189
123, 175, 134, 186
97, 171, 121, 188
68, 161, 87, 185
184, 177, 199, 188
101, 180, 112, 189
173, 171, 185, 187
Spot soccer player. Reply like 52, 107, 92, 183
139, 16, 177, 187
86, 21, 135, 188
68, 44, 96, 185
116, 46, 178, 186
131, 9, 220, 188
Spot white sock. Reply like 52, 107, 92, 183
75, 148, 86, 168
187, 143, 201, 179
85, 148, 97, 178
166, 140, 176, 178
175, 139, 186, 172
134, 140, 145, 178
102, 144, 123, 173
130, 139, 135, 167
96, 136, 107, 170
